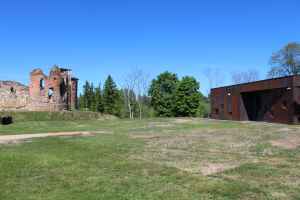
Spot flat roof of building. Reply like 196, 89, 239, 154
211, 75, 300, 90
59, 68, 72, 72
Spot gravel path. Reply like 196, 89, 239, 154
0, 131, 110, 145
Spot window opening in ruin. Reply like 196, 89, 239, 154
54, 77, 56, 81
10, 88, 14, 92
40, 79, 45, 90
72, 82, 75, 91
220, 104, 224, 110
49, 88, 53, 99
229, 112, 232, 117
60, 83, 65, 97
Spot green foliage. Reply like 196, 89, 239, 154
80, 81, 105, 112
89, 83, 95, 111
148, 71, 179, 117
173, 76, 202, 117
81, 80, 90, 109
103, 75, 120, 116
94, 83, 103, 113
267, 42, 300, 78
77, 93, 84, 110
0, 110, 117, 125
197, 99, 210, 118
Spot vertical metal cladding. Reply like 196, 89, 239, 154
211, 76, 300, 125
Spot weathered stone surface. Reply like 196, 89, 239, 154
0, 66, 78, 111
27, 67, 68, 111
0, 81, 29, 110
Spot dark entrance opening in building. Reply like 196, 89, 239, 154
241, 92, 261, 121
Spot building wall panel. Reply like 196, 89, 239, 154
211, 75, 300, 125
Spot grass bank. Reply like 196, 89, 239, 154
0, 110, 118, 122
1, 118, 300, 199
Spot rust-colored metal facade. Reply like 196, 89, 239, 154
210, 75, 300, 125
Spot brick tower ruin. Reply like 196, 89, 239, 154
0, 65, 78, 111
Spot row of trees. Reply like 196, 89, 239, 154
78, 71, 155, 119
78, 75, 119, 115
149, 71, 202, 117
78, 70, 210, 118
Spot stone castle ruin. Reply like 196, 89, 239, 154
0, 65, 78, 111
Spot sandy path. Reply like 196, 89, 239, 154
0, 131, 109, 144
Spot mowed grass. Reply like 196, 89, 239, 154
0, 110, 118, 123
1, 118, 300, 199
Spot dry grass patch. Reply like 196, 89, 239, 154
269, 134, 300, 148
202, 134, 234, 142
200, 163, 239, 175
172, 118, 214, 125
0, 131, 114, 145
125, 131, 169, 138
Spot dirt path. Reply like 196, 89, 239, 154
0, 131, 110, 145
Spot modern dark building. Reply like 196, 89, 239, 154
210, 75, 300, 125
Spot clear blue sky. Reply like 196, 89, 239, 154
1, 0, 299, 96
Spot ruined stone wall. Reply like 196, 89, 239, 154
0, 65, 78, 111
70, 79, 78, 110
26, 66, 68, 111
0, 81, 29, 110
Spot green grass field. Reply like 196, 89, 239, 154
1, 117, 300, 199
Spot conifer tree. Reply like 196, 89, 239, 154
81, 81, 90, 109
94, 83, 103, 112
89, 83, 95, 111
103, 75, 120, 115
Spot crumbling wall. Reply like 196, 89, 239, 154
0, 81, 29, 110
26, 66, 68, 111
70, 78, 78, 110
0, 65, 78, 111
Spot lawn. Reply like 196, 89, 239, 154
1, 117, 300, 199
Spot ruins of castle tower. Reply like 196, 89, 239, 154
0, 65, 78, 111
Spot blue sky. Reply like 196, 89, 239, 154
0, 0, 299, 96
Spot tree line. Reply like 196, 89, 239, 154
77, 69, 210, 118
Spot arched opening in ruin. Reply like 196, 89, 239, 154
40, 79, 45, 90
10, 88, 14, 92
60, 82, 66, 97
49, 88, 53, 100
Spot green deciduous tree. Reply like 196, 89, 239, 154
103, 75, 120, 115
267, 42, 300, 78
148, 71, 179, 117
173, 76, 202, 117
197, 96, 210, 118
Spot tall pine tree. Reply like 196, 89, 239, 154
81, 81, 90, 109
89, 83, 95, 111
103, 75, 120, 115
94, 83, 103, 112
